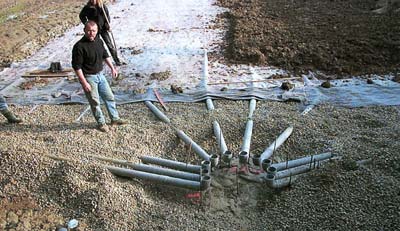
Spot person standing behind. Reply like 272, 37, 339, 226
72, 20, 126, 132
79, 0, 124, 66
0, 96, 22, 124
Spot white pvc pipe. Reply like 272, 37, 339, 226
90, 154, 201, 181
259, 126, 293, 167
176, 130, 211, 161
213, 121, 228, 155
141, 156, 201, 174
206, 98, 215, 110
107, 165, 202, 190
264, 173, 292, 189
248, 98, 256, 119
272, 152, 333, 171
275, 164, 312, 180
240, 119, 254, 156
76, 105, 90, 122
130, 164, 201, 181
201, 49, 209, 88
144, 101, 170, 123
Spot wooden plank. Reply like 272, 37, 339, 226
22, 73, 75, 78
21, 68, 75, 78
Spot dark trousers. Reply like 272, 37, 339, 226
101, 31, 120, 64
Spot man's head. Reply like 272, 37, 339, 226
89, 0, 103, 7
84, 20, 98, 41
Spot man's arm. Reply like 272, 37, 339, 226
105, 57, 118, 79
75, 69, 91, 92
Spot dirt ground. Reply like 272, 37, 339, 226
0, 0, 400, 230
217, 0, 400, 77
0, 0, 81, 67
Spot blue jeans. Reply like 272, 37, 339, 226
0, 95, 8, 111
84, 73, 120, 125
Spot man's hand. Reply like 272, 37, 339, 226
111, 67, 118, 79
82, 82, 92, 92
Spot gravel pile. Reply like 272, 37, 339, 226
0, 101, 399, 230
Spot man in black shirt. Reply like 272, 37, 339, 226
79, 0, 124, 66
72, 20, 126, 132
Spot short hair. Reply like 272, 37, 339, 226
84, 20, 98, 30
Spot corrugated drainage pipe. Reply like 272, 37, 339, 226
141, 156, 201, 174
259, 126, 293, 168
240, 119, 254, 160
272, 152, 333, 171
144, 101, 170, 124
213, 121, 229, 155
176, 130, 211, 161
107, 165, 202, 190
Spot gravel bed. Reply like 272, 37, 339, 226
0, 101, 399, 230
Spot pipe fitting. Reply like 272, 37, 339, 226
201, 160, 211, 172
265, 173, 275, 188
200, 175, 211, 191
222, 150, 232, 163
239, 151, 249, 164
262, 159, 272, 172
252, 154, 261, 166
201, 168, 210, 177
266, 166, 277, 176
210, 154, 219, 168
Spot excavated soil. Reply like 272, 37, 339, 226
217, 0, 400, 77
1, 0, 400, 230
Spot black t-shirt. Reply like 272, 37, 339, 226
71, 36, 110, 74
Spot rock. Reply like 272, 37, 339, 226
170, 84, 183, 94
67, 219, 79, 229
52, 92, 62, 98
7, 211, 19, 224
393, 75, 400, 83
321, 81, 331, 88
281, 81, 294, 90
366, 79, 374, 84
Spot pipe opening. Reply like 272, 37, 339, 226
210, 154, 219, 168
222, 150, 232, 162
267, 166, 277, 175
252, 154, 261, 166
201, 160, 211, 172
265, 172, 275, 187
201, 168, 210, 177
239, 151, 248, 164
262, 159, 272, 171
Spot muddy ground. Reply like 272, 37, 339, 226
0, 0, 400, 230
217, 0, 400, 77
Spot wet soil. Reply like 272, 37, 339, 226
217, 0, 400, 77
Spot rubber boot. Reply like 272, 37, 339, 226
1, 109, 22, 123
